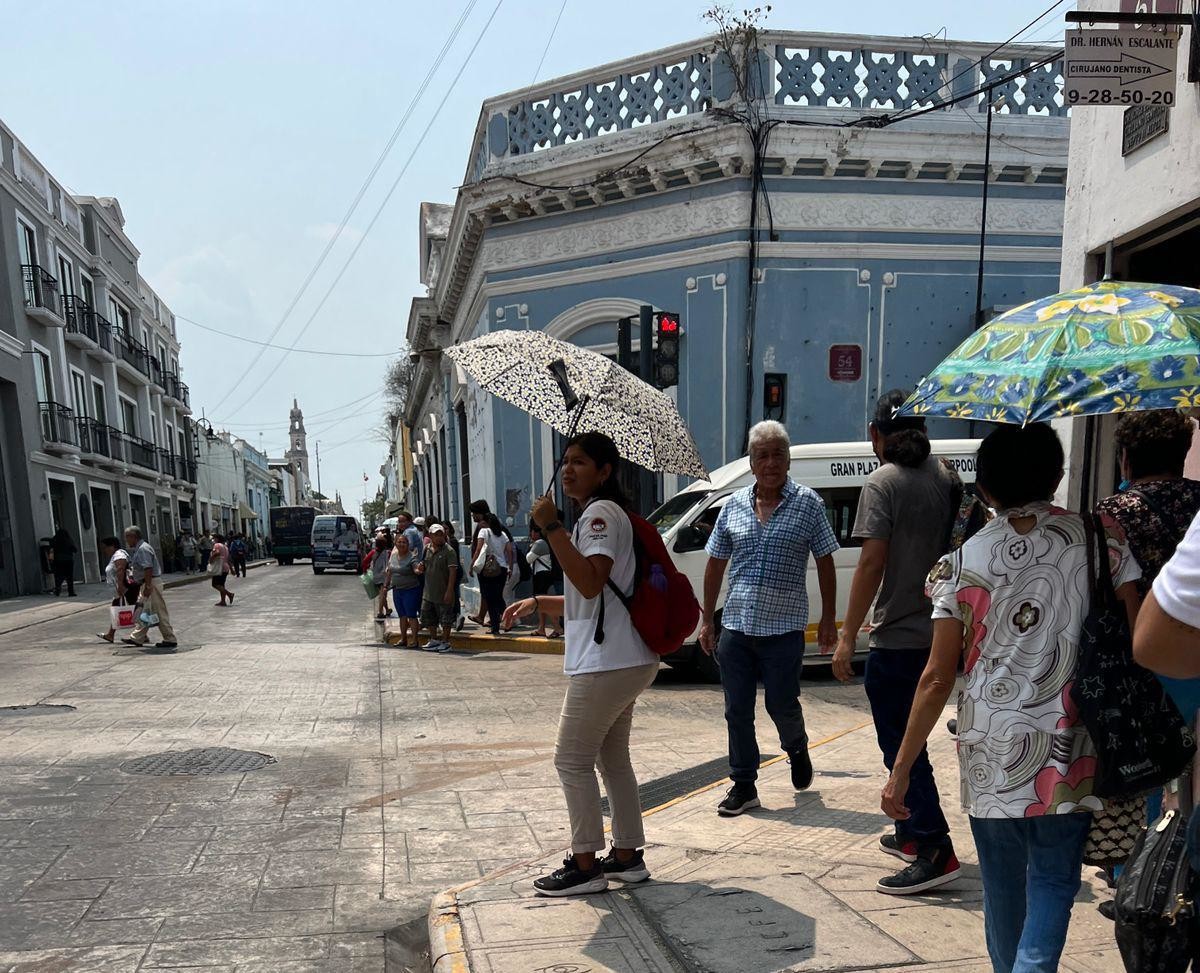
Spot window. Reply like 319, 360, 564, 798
56, 253, 74, 298
816, 487, 864, 549
17, 220, 36, 266
177, 428, 186, 459
70, 370, 88, 418
141, 327, 150, 351
80, 273, 95, 310
109, 298, 130, 337
32, 348, 53, 403
119, 397, 138, 438
92, 380, 108, 426
149, 411, 157, 445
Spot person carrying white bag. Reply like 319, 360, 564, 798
97, 536, 139, 643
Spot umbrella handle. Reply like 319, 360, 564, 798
543, 396, 589, 497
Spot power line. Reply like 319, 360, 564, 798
177, 314, 398, 357
214, 388, 389, 431
204, 0, 480, 416
530, 0, 568, 84
217, 0, 506, 421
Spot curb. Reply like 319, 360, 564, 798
448, 632, 564, 655
424, 718, 874, 973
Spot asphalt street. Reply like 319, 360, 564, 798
0, 563, 874, 972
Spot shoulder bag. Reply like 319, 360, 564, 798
1070, 514, 1195, 799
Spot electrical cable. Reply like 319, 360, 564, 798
215, 0, 506, 422
530, 0, 568, 84
212, 388, 388, 431
204, 0, 479, 416
176, 314, 400, 357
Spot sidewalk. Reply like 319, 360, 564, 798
427, 719, 1123, 973
0, 559, 273, 636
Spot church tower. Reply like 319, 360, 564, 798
285, 398, 310, 477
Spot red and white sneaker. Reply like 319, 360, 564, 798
876, 848, 961, 895
878, 834, 918, 863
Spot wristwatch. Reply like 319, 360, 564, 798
543, 520, 563, 534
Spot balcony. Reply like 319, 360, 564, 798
157, 448, 176, 480
125, 434, 158, 473
77, 417, 112, 460
148, 355, 164, 391
21, 264, 61, 325
62, 295, 98, 347
39, 401, 79, 453
93, 314, 115, 358
164, 372, 191, 410
178, 456, 198, 484
114, 331, 151, 380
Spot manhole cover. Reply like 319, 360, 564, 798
121, 747, 276, 776
0, 704, 76, 717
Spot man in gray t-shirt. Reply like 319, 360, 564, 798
832, 391, 960, 897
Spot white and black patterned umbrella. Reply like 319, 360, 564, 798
444, 329, 709, 481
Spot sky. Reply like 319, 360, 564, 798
2, 0, 1066, 511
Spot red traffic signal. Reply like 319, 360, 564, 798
658, 314, 680, 334
653, 311, 681, 389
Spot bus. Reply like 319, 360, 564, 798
269, 506, 316, 565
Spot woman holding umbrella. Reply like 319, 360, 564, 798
503, 432, 660, 897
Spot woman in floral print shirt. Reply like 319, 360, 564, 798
881, 424, 1140, 973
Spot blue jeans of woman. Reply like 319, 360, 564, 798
969, 813, 1091, 973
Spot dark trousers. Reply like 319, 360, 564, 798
52, 561, 75, 595
865, 647, 952, 852
479, 574, 506, 634
717, 628, 808, 784
231, 556, 247, 578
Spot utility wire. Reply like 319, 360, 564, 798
216, 0, 506, 422
530, 0, 568, 84
177, 314, 398, 358
214, 388, 389, 431
204, 0, 479, 416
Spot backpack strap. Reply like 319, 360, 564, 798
593, 508, 640, 646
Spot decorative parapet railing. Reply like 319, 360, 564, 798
465, 31, 1066, 182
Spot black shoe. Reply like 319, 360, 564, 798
120, 637, 144, 647
717, 783, 761, 817
155, 641, 178, 649
532, 856, 608, 897
879, 834, 918, 863
946, 719, 958, 737
877, 847, 961, 895
1098, 899, 1116, 921
788, 747, 813, 791
599, 847, 650, 884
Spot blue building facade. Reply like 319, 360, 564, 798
403, 31, 1069, 532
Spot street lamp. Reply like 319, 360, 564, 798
974, 93, 1007, 329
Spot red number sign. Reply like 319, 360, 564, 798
829, 345, 862, 382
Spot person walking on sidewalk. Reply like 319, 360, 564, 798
504, 432, 661, 897
699, 420, 839, 818
49, 527, 78, 596
882, 424, 1140, 969
418, 523, 458, 651
208, 533, 235, 607
97, 536, 136, 643
474, 512, 514, 636
198, 530, 214, 569
121, 526, 178, 649
527, 522, 562, 637
832, 391, 962, 895
180, 531, 198, 575
229, 533, 248, 578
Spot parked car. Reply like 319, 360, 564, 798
650, 438, 980, 681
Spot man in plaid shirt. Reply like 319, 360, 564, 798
699, 421, 839, 817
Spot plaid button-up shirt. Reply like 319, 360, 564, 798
706, 478, 839, 637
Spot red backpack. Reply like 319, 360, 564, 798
595, 509, 701, 656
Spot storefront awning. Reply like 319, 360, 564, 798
238, 502, 258, 519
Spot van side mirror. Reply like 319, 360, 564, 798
674, 525, 708, 554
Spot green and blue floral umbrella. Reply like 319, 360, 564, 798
899, 281, 1200, 425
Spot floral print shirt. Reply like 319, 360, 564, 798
1096, 478, 1200, 597
926, 503, 1140, 819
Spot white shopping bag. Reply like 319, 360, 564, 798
110, 604, 136, 629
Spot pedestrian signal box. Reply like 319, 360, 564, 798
653, 312, 681, 389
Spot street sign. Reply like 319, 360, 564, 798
1065, 29, 1179, 106
828, 345, 862, 382
1123, 103, 1171, 154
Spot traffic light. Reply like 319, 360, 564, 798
653, 311, 681, 389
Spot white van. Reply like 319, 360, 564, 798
310, 515, 364, 575
649, 439, 980, 680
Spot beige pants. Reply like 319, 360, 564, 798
555, 662, 659, 854
129, 580, 176, 643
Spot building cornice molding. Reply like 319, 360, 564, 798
0, 328, 23, 360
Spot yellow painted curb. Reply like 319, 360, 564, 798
424, 716, 875, 971
448, 633, 565, 655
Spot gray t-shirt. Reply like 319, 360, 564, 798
852, 455, 958, 649
128, 541, 163, 583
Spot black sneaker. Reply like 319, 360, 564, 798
532, 856, 608, 897
876, 848, 961, 895
155, 641, 178, 649
717, 783, 760, 817
788, 747, 813, 791
1098, 899, 1116, 921
946, 719, 958, 737
879, 834, 918, 863
599, 847, 650, 884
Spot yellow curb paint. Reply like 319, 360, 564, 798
448, 634, 564, 656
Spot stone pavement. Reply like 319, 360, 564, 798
0, 563, 872, 972
428, 721, 1125, 973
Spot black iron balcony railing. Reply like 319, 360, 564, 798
116, 331, 150, 377
164, 372, 192, 408
94, 314, 115, 354
39, 401, 78, 448
179, 456, 198, 483
106, 427, 128, 464
176, 380, 190, 409
21, 264, 58, 314
149, 355, 163, 389
62, 295, 98, 343
77, 417, 111, 458
125, 434, 158, 471
157, 448, 176, 479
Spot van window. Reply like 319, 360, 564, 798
648, 491, 711, 535
816, 487, 863, 549
673, 500, 725, 554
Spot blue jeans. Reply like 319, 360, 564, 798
970, 813, 1091, 973
865, 647, 951, 851
717, 628, 808, 784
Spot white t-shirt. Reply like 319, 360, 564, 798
1153, 510, 1200, 630
564, 499, 658, 676
476, 527, 509, 568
